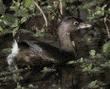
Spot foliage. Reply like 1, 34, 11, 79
89, 50, 96, 58
68, 49, 107, 74
41, 67, 56, 72
0, 3, 6, 14
0, 0, 35, 36
80, 0, 110, 19
102, 41, 110, 57
88, 80, 100, 88
32, 25, 45, 37
0, 0, 109, 37
0, 65, 31, 89
0, 0, 110, 89
1, 48, 11, 55
16, 83, 38, 89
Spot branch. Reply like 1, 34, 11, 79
104, 17, 110, 38
31, 0, 48, 27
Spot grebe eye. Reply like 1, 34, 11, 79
73, 21, 79, 25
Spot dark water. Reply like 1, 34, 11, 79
0, 53, 110, 89
0, 20, 109, 88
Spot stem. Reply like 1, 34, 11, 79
104, 17, 110, 38
31, 0, 48, 27
59, 0, 63, 15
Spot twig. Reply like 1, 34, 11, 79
59, 0, 63, 15
104, 17, 110, 38
31, 0, 48, 27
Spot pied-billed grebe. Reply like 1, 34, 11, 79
23, 16, 91, 62
58, 16, 91, 56
7, 16, 92, 67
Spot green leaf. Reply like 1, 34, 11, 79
0, 3, 6, 14
88, 63, 92, 70
21, 29, 32, 33
1, 48, 11, 55
0, 26, 3, 31
89, 50, 96, 56
4, 14, 16, 25
11, 18, 19, 27
0, 29, 12, 35
25, 0, 32, 4
41, 67, 56, 72
12, 27, 19, 36
103, 41, 110, 57
29, 84, 34, 88
88, 80, 99, 88
67, 60, 77, 64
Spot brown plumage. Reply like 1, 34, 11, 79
23, 16, 91, 63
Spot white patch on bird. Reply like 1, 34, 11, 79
7, 40, 19, 65
11, 40, 19, 56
